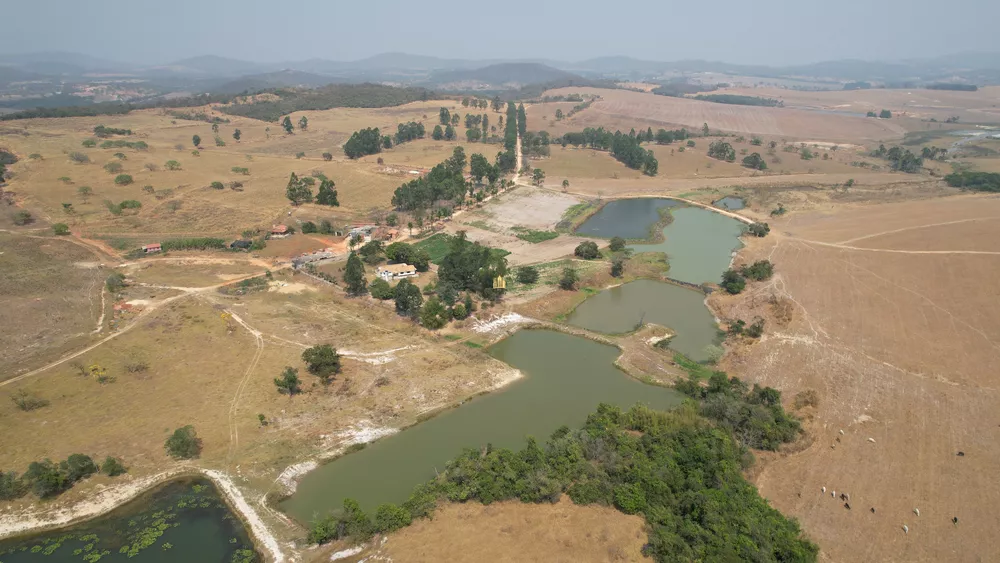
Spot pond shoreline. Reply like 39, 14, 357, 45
0, 467, 286, 563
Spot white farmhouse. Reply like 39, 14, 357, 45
377, 263, 417, 281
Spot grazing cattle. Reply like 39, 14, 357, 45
953, 517, 959, 525
871, 507, 876, 514
957, 451, 965, 457
844, 503, 851, 510
914, 508, 920, 517
903, 525, 909, 534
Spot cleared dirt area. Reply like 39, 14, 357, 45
710, 194, 1000, 562
713, 86, 1000, 125
371, 498, 649, 563
533, 87, 906, 142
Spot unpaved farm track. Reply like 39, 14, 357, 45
716, 195, 1000, 562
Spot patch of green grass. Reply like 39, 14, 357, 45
555, 201, 598, 232
465, 220, 496, 232
673, 353, 716, 380
412, 233, 452, 264
463, 341, 483, 349
511, 227, 559, 243
444, 334, 462, 341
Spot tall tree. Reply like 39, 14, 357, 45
517, 103, 527, 137
232, 129, 241, 142
394, 279, 423, 317
432, 125, 444, 140
444, 125, 456, 141
282, 116, 294, 134
316, 178, 339, 206
439, 107, 451, 125
299, 115, 309, 130
285, 172, 313, 205
448, 146, 467, 175
192, 135, 201, 148
469, 153, 490, 183
344, 252, 368, 296
532, 168, 545, 186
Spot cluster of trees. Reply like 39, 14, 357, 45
273, 344, 343, 396
391, 149, 469, 211
158, 237, 226, 251
747, 222, 770, 237
653, 127, 690, 144
559, 127, 658, 175
344, 127, 383, 159
0, 92, 238, 121
721, 259, 775, 294
521, 131, 550, 158
921, 146, 947, 160
93, 125, 131, 137
675, 372, 802, 450
871, 144, 923, 172
742, 152, 767, 170
308, 402, 816, 562
866, 109, 892, 119
708, 140, 737, 162
461, 97, 490, 109
728, 317, 766, 339
392, 122, 425, 146
431, 124, 456, 141
494, 102, 519, 173
1, 454, 127, 500
165, 425, 202, 459
944, 171, 1000, 192
220, 84, 431, 122
437, 231, 508, 300
693, 94, 782, 107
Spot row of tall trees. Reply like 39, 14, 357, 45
560, 127, 658, 175
343, 127, 383, 159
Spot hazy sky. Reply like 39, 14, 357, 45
4, 0, 999, 65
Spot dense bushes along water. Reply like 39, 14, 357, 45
310, 379, 816, 562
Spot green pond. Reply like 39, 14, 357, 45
629, 207, 744, 285
0, 479, 257, 563
566, 280, 719, 362
574, 198, 681, 239
281, 329, 682, 521
713, 196, 746, 210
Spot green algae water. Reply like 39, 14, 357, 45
629, 207, 744, 285
566, 280, 719, 361
281, 330, 682, 521
574, 198, 681, 239
0, 479, 257, 563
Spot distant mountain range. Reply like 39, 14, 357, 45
0, 50, 997, 109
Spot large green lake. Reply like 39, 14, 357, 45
280, 330, 682, 521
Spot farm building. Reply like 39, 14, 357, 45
270, 225, 290, 238
377, 263, 417, 281
142, 243, 161, 253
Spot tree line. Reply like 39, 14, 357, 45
220, 84, 432, 122
693, 94, 783, 107
559, 127, 658, 175
308, 399, 816, 562
1, 453, 126, 501
871, 144, 923, 173
944, 171, 1000, 192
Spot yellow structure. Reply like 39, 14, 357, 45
493, 275, 506, 290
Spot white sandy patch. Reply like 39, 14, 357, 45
333, 421, 399, 446
204, 470, 284, 563
269, 281, 314, 294
125, 299, 151, 307
274, 460, 319, 495
486, 366, 524, 390
331, 545, 365, 560
471, 313, 528, 333
339, 346, 414, 365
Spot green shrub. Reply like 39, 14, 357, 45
12, 210, 33, 225
374, 503, 412, 533
720, 269, 745, 294
574, 241, 600, 259
739, 260, 774, 281
369, 278, 395, 300
609, 236, 626, 252
52, 223, 70, 235
164, 426, 201, 459
81, 139, 97, 148
210, 181, 225, 190
114, 174, 133, 185
516, 266, 539, 284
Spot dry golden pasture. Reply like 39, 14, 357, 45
712, 85, 1000, 125
530, 87, 906, 142
711, 194, 1000, 562
0, 233, 104, 378
369, 498, 649, 563
0, 271, 509, 503
0, 99, 477, 240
